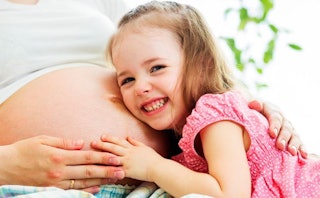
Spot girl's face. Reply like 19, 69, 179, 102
112, 27, 187, 131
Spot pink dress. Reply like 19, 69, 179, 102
172, 91, 320, 197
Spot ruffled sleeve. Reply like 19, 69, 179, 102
172, 91, 263, 172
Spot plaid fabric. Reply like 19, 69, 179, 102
95, 184, 135, 198
0, 182, 172, 198
0, 185, 95, 198
126, 182, 172, 198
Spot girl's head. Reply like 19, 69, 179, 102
108, 1, 236, 133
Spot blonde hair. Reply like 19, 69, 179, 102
108, 1, 238, 115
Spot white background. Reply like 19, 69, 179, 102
125, 0, 320, 154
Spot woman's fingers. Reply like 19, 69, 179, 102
298, 145, 308, 158
41, 136, 126, 182
249, 100, 308, 158
60, 149, 120, 166
62, 164, 125, 181
39, 135, 123, 166
248, 100, 263, 112
39, 135, 85, 150
274, 119, 308, 158
4, 135, 125, 189
248, 100, 282, 138
59, 178, 115, 192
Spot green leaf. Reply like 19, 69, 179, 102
239, 7, 249, 21
238, 8, 249, 30
260, 0, 274, 16
248, 58, 256, 64
256, 67, 264, 75
223, 8, 233, 19
222, 0, 301, 92
269, 24, 279, 33
220, 37, 242, 64
256, 82, 269, 90
263, 39, 276, 63
288, 43, 303, 50
236, 63, 245, 72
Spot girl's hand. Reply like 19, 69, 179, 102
249, 100, 308, 158
0, 135, 125, 193
91, 135, 163, 182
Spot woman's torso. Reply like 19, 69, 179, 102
0, 0, 125, 88
0, 66, 170, 185
0, 0, 158, 186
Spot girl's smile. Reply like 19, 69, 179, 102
141, 97, 168, 113
111, 26, 188, 131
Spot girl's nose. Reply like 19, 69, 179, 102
135, 80, 152, 96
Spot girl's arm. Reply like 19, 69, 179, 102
93, 121, 251, 197
92, 135, 219, 197
200, 121, 251, 197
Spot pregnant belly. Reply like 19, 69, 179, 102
0, 66, 170, 185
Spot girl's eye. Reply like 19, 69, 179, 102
150, 65, 165, 73
120, 77, 134, 86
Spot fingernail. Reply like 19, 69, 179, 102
280, 139, 286, 147
108, 157, 120, 165
101, 134, 108, 141
106, 178, 117, 184
291, 145, 297, 153
300, 147, 308, 157
114, 170, 125, 179
273, 128, 278, 136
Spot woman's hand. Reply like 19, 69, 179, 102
0, 135, 125, 193
249, 100, 308, 158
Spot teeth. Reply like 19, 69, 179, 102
144, 99, 166, 112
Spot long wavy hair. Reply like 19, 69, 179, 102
108, 1, 241, 131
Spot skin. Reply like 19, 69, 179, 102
0, 61, 305, 194
0, 0, 169, 191
92, 24, 308, 197
0, 32, 305, 196
114, 28, 187, 131
248, 100, 306, 156
0, 66, 170, 192
92, 26, 251, 197
0, 0, 306, 193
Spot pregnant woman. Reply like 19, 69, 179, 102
0, 0, 304, 195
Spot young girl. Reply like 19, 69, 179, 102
92, 1, 320, 197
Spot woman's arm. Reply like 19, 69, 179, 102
249, 100, 307, 158
0, 135, 124, 193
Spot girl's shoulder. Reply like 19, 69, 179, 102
186, 91, 250, 129
196, 91, 248, 111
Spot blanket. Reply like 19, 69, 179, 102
0, 182, 172, 198
0, 183, 212, 198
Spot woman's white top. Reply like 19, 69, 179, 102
0, 0, 128, 103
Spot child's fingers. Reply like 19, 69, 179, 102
127, 136, 145, 146
101, 134, 132, 147
91, 140, 126, 156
